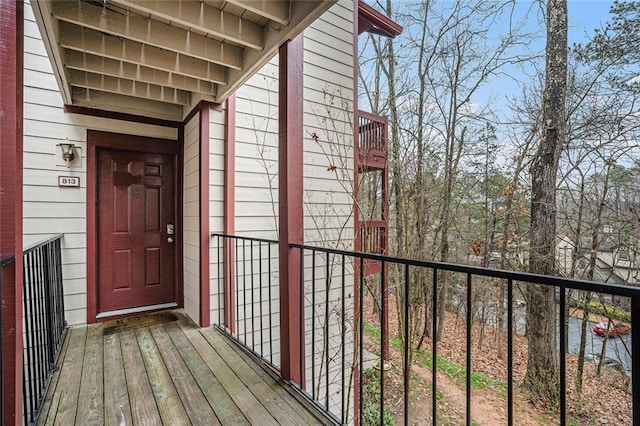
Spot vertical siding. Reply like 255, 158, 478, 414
183, 114, 200, 323
23, 0, 177, 326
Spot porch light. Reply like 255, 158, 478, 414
59, 139, 75, 167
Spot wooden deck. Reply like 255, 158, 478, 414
37, 310, 330, 425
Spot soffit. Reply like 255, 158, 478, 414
32, 0, 336, 121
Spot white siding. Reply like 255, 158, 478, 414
23, 1, 177, 326
303, 2, 355, 421
209, 106, 226, 325
183, 114, 200, 323
232, 1, 355, 247
234, 61, 280, 239
303, 0, 355, 248
210, 0, 356, 420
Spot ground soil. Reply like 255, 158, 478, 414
362, 296, 632, 425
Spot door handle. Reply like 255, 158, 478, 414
167, 237, 174, 243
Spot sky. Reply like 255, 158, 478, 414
472, 0, 617, 127
359, 0, 622, 138
568, 0, 614, 44
360, 0, 618, 104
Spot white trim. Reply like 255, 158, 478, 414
95, 302, 178, 319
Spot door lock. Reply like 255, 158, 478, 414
167, 224, 175, 235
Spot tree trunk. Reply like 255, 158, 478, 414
497, 133, 533, 360
575, 291, 591, 394
524, 0, 567, 404
385, 2, 403, 259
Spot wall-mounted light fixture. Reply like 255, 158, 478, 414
59, 138, 75, 168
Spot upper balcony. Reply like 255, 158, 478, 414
357, 110, 388, 172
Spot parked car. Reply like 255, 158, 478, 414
584, 353, 625, 372
592, 321, 631, 337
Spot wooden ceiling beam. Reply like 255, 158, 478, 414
217, 0, 335, 101
65, 50, 217, 96
109, 0, 263, 50
224, 0, 289, 26
68, 70, 191, 105
71, 87, 184, 121
53, 1, 243, 70
59, 23, 227, 85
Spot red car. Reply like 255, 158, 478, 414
593, 321, 631, 337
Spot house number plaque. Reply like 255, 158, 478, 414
58, 176, 80, 187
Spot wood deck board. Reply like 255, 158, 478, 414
149, 323, 221, 425
202, 327, 327, 425
200, 327, 322, 426
135, 327, 191, 425
178, 321, 280, 426
48, 326, 87, 424
36, 328, 71, 426
38, 310, 332, 426
119, 331, 163, 424
165, 321, 250, 425
103, 333, 132, 425
75, 325, 104, 425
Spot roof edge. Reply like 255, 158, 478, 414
358, 0, 403, 38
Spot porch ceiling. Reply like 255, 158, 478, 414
32, 0, 336, 121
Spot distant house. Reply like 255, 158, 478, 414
556, 233, 640, 286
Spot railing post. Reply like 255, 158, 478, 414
43, 243, 55, 367
224, 238, 236, 333
632, 296, 640, 425
278, 34, 304, 384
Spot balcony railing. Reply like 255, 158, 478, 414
212, 233, 640, 425
358, 220, 387, 275
357, 111, 387, 171
211, 234, 281, 370
358, 110, 387, 155
22, 234, 66, 425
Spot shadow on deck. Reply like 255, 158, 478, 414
37, 310, 331, 425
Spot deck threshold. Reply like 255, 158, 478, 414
96, 302, 179, 319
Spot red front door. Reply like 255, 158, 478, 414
97, 148, 176, 314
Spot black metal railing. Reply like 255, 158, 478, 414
213, 233, 640, 425
22, 234, 66, 425
1, 254, 17, 423
211, 233, 281, 370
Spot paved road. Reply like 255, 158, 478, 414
566, 316, 632, 374
509, 307, 632, 374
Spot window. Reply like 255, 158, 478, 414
617, 250, 630, 261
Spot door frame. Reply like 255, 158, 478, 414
86, 130, 183, 323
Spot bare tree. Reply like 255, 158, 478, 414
524, 0, 567, 403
